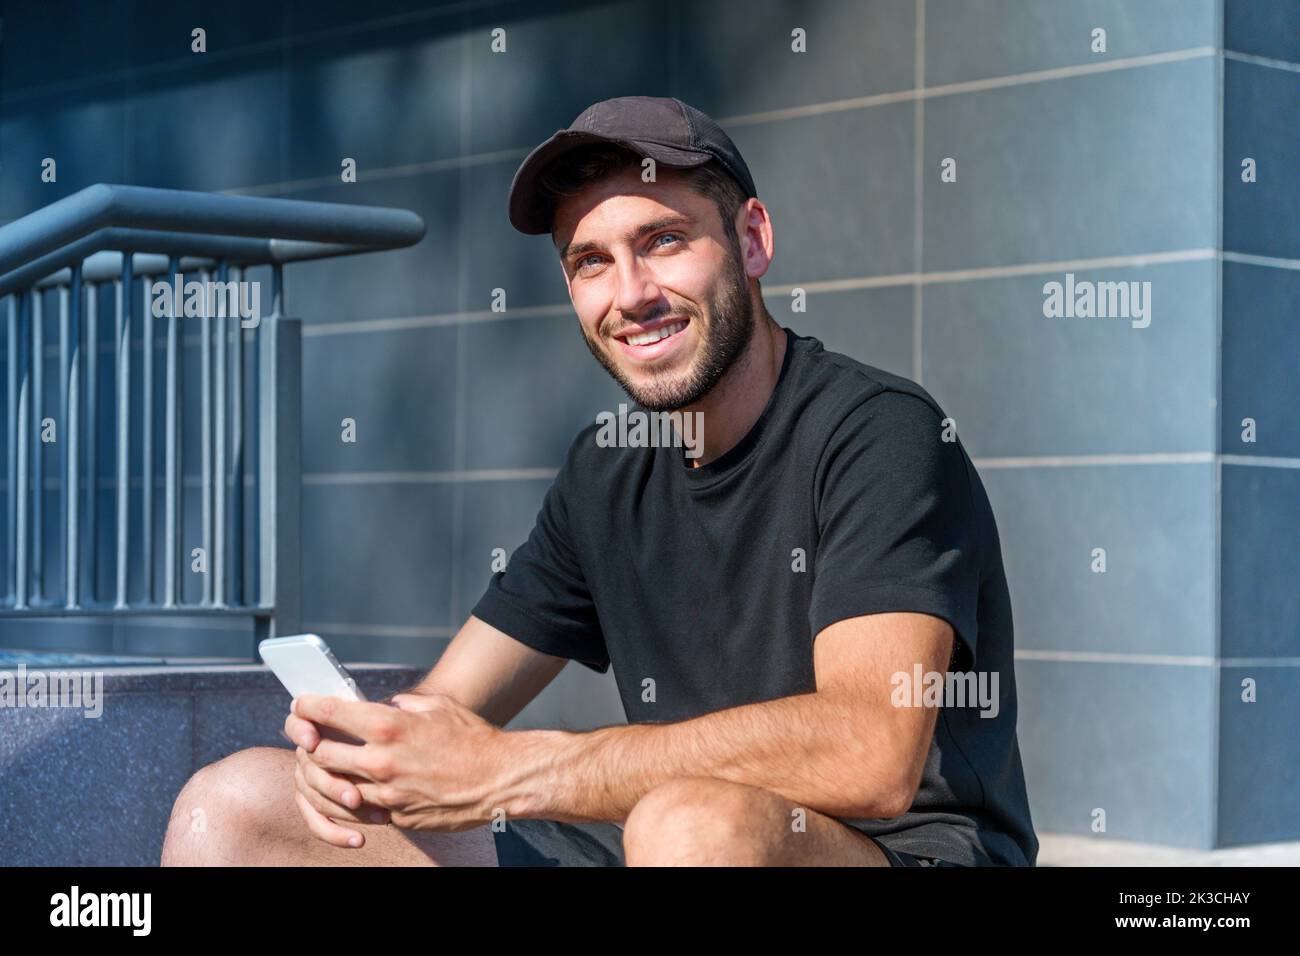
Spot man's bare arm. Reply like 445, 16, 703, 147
405, 614, 570, 726
491, 612, 954, 824
287, 614, 565, 748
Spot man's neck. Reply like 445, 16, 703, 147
680, 315, 788, 468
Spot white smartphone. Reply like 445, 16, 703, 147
258, 633, 367, 702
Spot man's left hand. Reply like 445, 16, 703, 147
292, 691, 508, 832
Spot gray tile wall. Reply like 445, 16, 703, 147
1, 0, 1295, 846
1218, 0, 1299, 849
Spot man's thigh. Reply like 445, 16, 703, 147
166, 746, 497, 866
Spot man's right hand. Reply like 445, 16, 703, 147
283, 706, 392, 847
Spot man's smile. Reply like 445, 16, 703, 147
612, 315, 692, 362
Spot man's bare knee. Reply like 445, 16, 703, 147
161, 745, 499, 867
162, 746, 296, 866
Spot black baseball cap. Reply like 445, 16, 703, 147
507, 95, 758, 236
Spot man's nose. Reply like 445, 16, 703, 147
612, 255, 662, 317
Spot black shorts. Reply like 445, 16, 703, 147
491, 818, 967, 867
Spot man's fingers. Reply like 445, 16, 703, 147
283, 711, 321, 750
294, 789, 365, 848
295, 753, 359, 817
303, 735, 373, 779
296, 751, 390, 825
293, 694, 394, 742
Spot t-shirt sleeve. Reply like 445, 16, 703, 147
809, 390, 982, 670
469, 440, 610, 674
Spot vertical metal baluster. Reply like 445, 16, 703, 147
213, 261, 227, 607
163, 257, 181, 608
86, 284, 98, 602
114, 258, 131, 609
15, 291, 30, 609
142, 274, 154, 604
65, 267, 82, 607
6, 295, 16, 603
270, 264, 283, 321
31, 289, 43, 602
60, 284, 70, 603
255, 316, 301, 653
231, 266, 244, 606
254, 265, 280, 605
200, 268, 212, 605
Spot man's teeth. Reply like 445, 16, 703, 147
625, 320, 686, 347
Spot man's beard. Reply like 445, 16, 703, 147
581, 248, 756, 412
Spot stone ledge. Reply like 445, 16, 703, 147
1038, 833, 1300, 866
0, 663, 425, 866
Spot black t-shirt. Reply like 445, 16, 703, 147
472, 328, 1038, 866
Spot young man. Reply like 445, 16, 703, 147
162, 96, 1037, 868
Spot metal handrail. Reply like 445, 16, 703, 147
0, 183, 425, 279
4, 229, 370, 298
0, 184, 426, 659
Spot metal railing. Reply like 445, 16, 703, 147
0, 184, 425, 658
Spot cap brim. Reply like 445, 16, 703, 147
508, 130, 713, 235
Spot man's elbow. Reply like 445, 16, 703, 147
854, 783, 914, 819
840, 763, 917, 819
880, 779, 919, 818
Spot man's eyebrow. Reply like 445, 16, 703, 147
559, 215, 694, 262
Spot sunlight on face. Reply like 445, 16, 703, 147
554, 167, 755, 411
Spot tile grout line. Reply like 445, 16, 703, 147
1210, 3, 1226, 852
911, 0, 925, 385
1017, 651, 1300, 667
1218, 455, 1300, 468
179, 46, 1223, 200
303, 622, 455, 640
1222, 49, 1300, 73
448, 21, 473, 634
6, 252, 1296, 344
7, 455, 1295, 493
289, 247, 1299, 339
1220, 251, 1300, 271
720, 47, 1220, 128
8, 257, 1295, 347
301, 468, 559, 485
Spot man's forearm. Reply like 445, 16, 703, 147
494, 690, 907, 824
